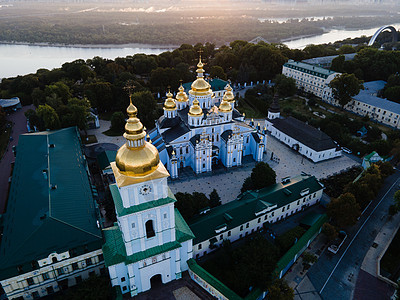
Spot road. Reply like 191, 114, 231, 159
306, 170, 400, 300
0, 105, 33, 213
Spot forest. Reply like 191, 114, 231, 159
0, 2, 399, 46
2, 40, 400, 134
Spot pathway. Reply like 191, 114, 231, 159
0, 105, 33, 213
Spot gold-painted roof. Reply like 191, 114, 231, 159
191, 78, 211, 92
176, 84, 188, 102
223, 84, 235, 102
164, 91, 177, 111
188, 99, 204, 117
115, 99, 162, 178
219, 100, 232, 113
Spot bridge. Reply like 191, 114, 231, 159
368, 25, 398, 46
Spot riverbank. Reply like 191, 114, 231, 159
0, 41, 178, 50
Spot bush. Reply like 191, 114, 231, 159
110, 111, 125, 134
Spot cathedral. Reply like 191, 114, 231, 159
148, 57, 266, 178
102, 99, 194, 296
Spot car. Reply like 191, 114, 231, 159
341, 147, 352, 154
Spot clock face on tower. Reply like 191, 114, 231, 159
139, 184, 151, 195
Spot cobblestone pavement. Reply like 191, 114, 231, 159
87, 119, 124, 147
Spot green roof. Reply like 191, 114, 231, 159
300, 212, 323, 227
182, 78, 228, 92
102, 209, 193, 267
97, 150, 116, 170
189, 175, 323, 244
110, 184, 176, 217
284, 60, 336, 79
276, 214, 328, 272
187, 259, 242, 300
0, 127, 102, 280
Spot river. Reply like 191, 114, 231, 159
1, 23, 399, 79
0, 44, 171, 79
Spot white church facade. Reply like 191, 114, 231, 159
148, 57, 265, 179
102, 99, 194, 297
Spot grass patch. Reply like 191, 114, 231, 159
81, 134, 98, 145
237, 102, 265, 119
102, 129, 123, 137
0, 126, 11, 159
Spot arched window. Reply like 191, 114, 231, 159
145, 220, 155, 238
52, 257, 58, 263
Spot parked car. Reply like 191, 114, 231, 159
341, 147, 352, 154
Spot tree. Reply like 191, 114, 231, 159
251, 162, 276, 190
209, 189, 221, 208
322, 222, 338, 241
327, 193, 361, 228
302, 251, 317, 265
267, 278, 295, 300
175, 192, 210, 221
36, 104, 60, 130
331, 55, 346, 73
344, 181, 374, 208
241, 177, 254, 193
0, 107, 6, 131
110, 112, 125, 134
394, 191, 400, 211
131, 90, 158, 129
274, 74, 296, 97
209, 66, 227, 80
329, 73, 363, 107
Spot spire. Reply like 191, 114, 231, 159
176, 82, 189, 102
222, 83, 235, 103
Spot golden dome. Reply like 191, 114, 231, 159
191, 78, 211, 92
219, 100, 232, 113
188, 99, 204, 117
115, 99, 160, 177
164, 91, 177, 111
176, 84, 188, 102
223, 84, 235, 102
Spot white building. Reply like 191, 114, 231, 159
282, 60, 340, 103
102, 100, 194, 297
148, 57, 265, 179
0, 127, 104, 300
344, 81, 400, 130
265, 96, 342, 163
189, 174, 324, 258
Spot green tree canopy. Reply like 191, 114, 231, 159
274, 74, 296, 97
267, 278, 295, 300
327, 192, 361, 228
209, 189, 221, 208
322, 222, 338, 241
251, 162, 277, 190
110, 111, 126, 135
36, 104, 61, 130
329, 73, 363, 107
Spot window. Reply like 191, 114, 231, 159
282, 207, 285, 212
72, 262, 79, 271
89, 271, 96, 277
131, 223, 135, 228
52, 257, 58, 263
85, 258, 93, 266
145, 220, 156, 238
98, 254, 104, 262
198, 244, 202, 250
220, 234, 223, 240
228, 231, 231, 237
32, 291, 40, 299
46, 286, 54, 295
239, 234, 242, 238
123, 286, 127, 291
240, 225, 243, 231
27, 277, 34, 286
272, 212, 274, 217
57, 268, 65, 276
42, 272, 49, 281
164, 213, 167, 219
121, 277, 126, 282
246, 223, 249, 228
264, 215, 267, 220
75, 276, 82, 284
233, 158, 236, 163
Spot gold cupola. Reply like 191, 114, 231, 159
176, 84, 188, 102
188, 98, 204, 117
190, 56, 212, 96
223, 83, 235, 103
112, 96, 169, 186
219, 99, 232, 112
163, 91, 177, 111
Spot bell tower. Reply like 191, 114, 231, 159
102, 85, 194, 297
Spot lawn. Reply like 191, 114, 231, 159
81, 134, 98, 145
102, 129, 123, 137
